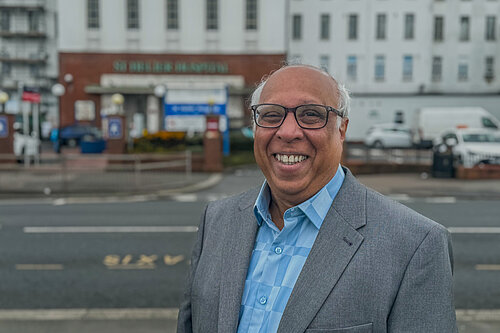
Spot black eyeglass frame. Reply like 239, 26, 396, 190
251, 103, 345, 129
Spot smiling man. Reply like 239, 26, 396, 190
177, 65, 457, 333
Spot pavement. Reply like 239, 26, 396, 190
1, 163, 500, 332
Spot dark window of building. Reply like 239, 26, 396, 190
375, 55, 385, 81
347, 55, 357, 81
348, 14, 358, 40
0, 10, 10, 31
206, 0, 218, 30
166, 0, 178, 30
28, 11, 41, 31
319, 55, 329, 72
486, 16, 496, 40
485, 56, 495, 81
320, 14, 330, 40
87, 0, 99, 29
432, 56, 442, 81
405, 13, 415, 39
1, 63, 11, 76
292, 14, 302, 40
127, 0, 140, 29
403, 55, 413, 80
458, 57, 468, 80
434, 16, 444, 41
246, 0, 257, 30
460, 16, 470, 41
376, 13, 386, 40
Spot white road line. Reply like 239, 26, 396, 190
0, 308, 179, 320
172, 194, 198, 202
23, 226, 198, 233
0, 308, 496, 322
388, 194, 412, 202
456, 309, 500, 321
15, 264, 64, 270
425, 196, 457, 204
448, 227, 500, 234
475, 264, 500, 271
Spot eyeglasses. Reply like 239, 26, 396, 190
251, 104, 345, 129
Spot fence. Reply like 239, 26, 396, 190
344, 145, 432, 165
0, 151, 192, 195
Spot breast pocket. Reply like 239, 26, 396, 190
305, 322, 372, 333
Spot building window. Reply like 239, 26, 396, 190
485, 56, 495, 81
292, 14, 302, 40
375, 55, 385, 81
1, 63, 11, 76
460, 16, 470, 41
127, 0, 140, 29
348, 14, 358, 40
434, 16, 444, 41
403, 55, 413, 81
458, 57, 468, 80
0, 10, 10, 31
486, 16, 496, 40
28, 11, 40, 31
405, 14, 415, 39
166, 0, 179, 30
376, 14, 386, 40
432, 56, 442, 82
320, 14, 330, 40
246, 0, 257, 30
319, 55, 329, 72
347, 55, 357, 81
87, 0, 99, 29
206, 0, 218, 30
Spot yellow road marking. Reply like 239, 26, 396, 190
106, 264, 156, 270
16, 264, 64, 270
475, 264, 500, 271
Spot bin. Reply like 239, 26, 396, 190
432, 144, 455, 178
80, 138, 106, 154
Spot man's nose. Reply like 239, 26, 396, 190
276, 111, 303, 141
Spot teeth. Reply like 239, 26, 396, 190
275, 154, 308, 165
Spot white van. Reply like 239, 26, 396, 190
412, 107, 499, 148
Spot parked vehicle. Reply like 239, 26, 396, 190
412, 107, 499, 148
51, 124, 103, 153
364, 123, 413, 148
433, 128, 500, 168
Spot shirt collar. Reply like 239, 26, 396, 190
253, 165, 345, 229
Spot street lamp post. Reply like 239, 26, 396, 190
51, 83, 66, 154
111, 93, 124, 115
154, 85, 166, 133
0, 91, 8, 113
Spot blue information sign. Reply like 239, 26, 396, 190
108, 118, 122, 139
0, 116, 8, 138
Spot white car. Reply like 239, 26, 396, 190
364, 123, 413, 148
433, 128, 500, 167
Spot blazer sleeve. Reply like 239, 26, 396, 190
176, 205, 208, 333
387, 224, 458, 333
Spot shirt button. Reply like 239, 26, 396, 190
274, 246, 283, 255
259, 296, 267, 305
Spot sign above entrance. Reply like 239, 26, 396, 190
113, 60, 229, 74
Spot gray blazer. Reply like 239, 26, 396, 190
177, 168, 457, 333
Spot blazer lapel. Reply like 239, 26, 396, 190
277, 169, 367, 333
218, 189, 259, 333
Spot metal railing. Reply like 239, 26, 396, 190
0, 151, 192, 195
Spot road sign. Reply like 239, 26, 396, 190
108, 118, 122, 139
0, 116, 8, 138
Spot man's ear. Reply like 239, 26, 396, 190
339, 118, 349, 140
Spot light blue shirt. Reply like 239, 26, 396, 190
236, 166, 345, 333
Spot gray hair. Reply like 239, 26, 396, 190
250, 64, 351, 129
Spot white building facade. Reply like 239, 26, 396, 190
288, 0, 500, 140
0, 0, 59, 131
56, 0, 286, 132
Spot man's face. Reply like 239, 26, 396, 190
254, 66, 348, 206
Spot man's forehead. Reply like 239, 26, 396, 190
260, 66, 339, 103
